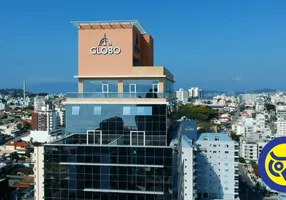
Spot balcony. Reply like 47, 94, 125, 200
66, 92, 176, 99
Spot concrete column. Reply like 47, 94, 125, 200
159, 79, 164, 93
78, 79, 83, 93
118, 80, 123, 93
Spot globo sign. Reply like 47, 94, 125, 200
90, 46, 121, 55
90, 34, 121, 55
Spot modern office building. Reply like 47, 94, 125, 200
196, 133, 239, 200
42, 20, 176, 200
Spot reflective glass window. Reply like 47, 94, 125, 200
83, 80, 118, 92
72, 106, 80, 115
94, 106, 102, 115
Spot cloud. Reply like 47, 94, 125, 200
232, 76, 242, 81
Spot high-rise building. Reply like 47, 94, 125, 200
176, 88, 189, 104
33, 146, 44, 200
188, 87, 203, 99
31, 105, 59, 131
196, 133, 239, 200
41, 20, 176, 200
34, 96, 46, 111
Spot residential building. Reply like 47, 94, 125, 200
1, 141, 30, 156
178, 135, 197, 200
240, 141, 258, 161
176, 88, 189, 104
42, 20, 176, 200
277, 117, 286, 136
256, 113, 266, 133
232, 121, 245, 136
238, 94, 259, 103
196, 133, 239, 200
0, 103, 5, 111
33, 146, 44, 200
278, 193, 286, 200
34, 96, 46, 111
55, 107, 65, 127
31, 105, 59, 131
240, 139, 267, 161
188, 87, 203, 99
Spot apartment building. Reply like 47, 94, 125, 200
196, 133, 239, 200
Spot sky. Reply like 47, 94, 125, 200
0, 0, 286, 93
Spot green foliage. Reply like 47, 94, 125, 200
239, 105, 246, 112
230, 132, 240, 142
239, 156, 246, 163
171, 104, 218, 122
23, 122, 31, 130
265, 103, 275, 111
16, 123, 23, 130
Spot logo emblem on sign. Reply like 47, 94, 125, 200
90, 34, 121, 55
258, 137, 286, 192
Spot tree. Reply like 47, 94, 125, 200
23, 122, 31, 130
239, 156, 246, 163
171, 104, 218, 122
265, 103, 275, 112
16, 123, 23, 130
230, 132, 240, 142
239, 105, 246, 112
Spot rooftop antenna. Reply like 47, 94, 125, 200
23, 80, 26, 104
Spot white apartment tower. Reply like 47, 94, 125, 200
178, 135, 197, 200
188, 87, 203, 99
196, 133, 239, 200
33, 146, 44, 200
34, 96, 46, 112
176, 88, 189, 104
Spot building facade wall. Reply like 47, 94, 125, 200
196, 136, 239, 200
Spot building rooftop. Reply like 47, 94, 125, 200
5, 141, 27, 147
197, 132, 232, 142
71, 20, 147, 34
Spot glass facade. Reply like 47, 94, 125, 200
44, 144, 174, 200
164, 80, 174, 94
123, 80, 159, 98
83, 80, 118, 93
66, 104, 167, 146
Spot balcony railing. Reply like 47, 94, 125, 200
66, 92, 176, 99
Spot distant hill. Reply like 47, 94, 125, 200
248, 88, 277, 94
0, 89, 35, 97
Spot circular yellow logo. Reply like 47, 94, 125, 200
259, 137, 286, 192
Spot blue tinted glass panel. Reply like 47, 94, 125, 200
123, 107, 131, 115
123, 106, 152, 116
72, 106, 80, 115
94, 107, 102, 115
83, 80, 118, 92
